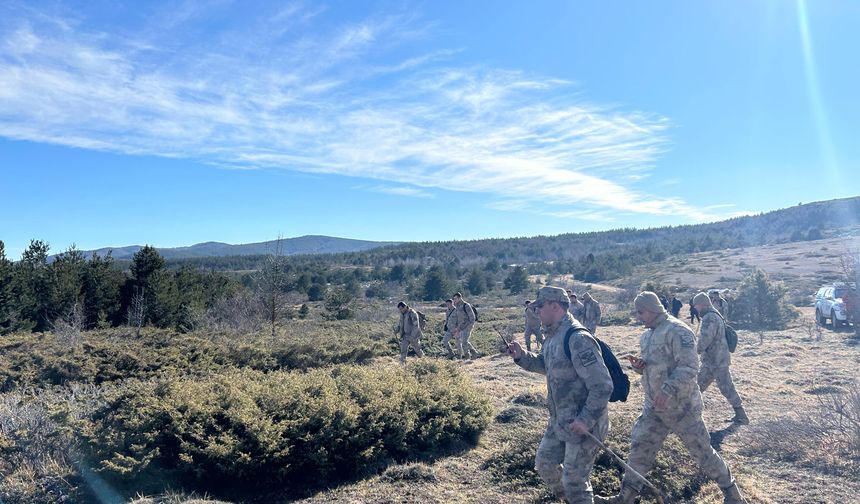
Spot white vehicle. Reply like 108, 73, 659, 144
814, 284, 849, 327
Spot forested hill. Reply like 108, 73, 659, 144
170, 197, 860, 281
65, 235, 400, 261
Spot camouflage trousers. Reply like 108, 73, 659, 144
585, 322, 598, 335
457, 327, 479, 359
524, 326, 543, 351
399, 335, 424, 364
441, 331, 457, 356
698, 365, 743, 409
535, 418, 609, 504
621, 404, 734, 494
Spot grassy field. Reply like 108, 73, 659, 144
286, 306, 858, 504
623, 234, 860, 303
2, 236, 859, 503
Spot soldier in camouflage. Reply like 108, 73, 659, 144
523, 300, 543, 352
442, 299, 458, 358
710, 290, 729, 318
596, 291, 747, 504
581, 292, 602, 334
395, 301, 424, 364
568, 291, 586, 322
453, 292, 479, 359
508, 286, 614, 504
693, 292, 749, 424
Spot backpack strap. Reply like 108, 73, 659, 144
563, 325, 599, 361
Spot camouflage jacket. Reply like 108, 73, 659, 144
444, 307, 457, 334
569, 300, 586, 322
584, 299, 601, 327
697, 308, 730, 368
396, 307, 423, 340
639, 313, 701, 410
454, 301, 476, 331
516, 313, 613, 434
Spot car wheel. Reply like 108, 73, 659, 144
829, 310, 837, 328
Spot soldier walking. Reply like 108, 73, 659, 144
453, 292, 479, 359
441, 299, 459, 358
523, 300, 543, 352
693, 292, 749, 424
568, 291, 586, 322
595, 292, 747, 504
582, 292, 602, 334
508, 287, 613, 504
395, 301, 424, 364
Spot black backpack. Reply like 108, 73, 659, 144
713, 312, 738, 353
564, 327, 630, 403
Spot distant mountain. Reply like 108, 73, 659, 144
71, 236, 400, 261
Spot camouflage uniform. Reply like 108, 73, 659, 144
454, 300, 479, 359
442, 305, 458, 357
582, 295, 601, 334
396, 306, 424, 364
697, 307, 744, 410
516, 313, 613, 504
524, 304, 543, 352
570, 299, 586, 323
612, 313, 741, 502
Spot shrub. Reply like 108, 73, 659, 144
80, 361, 492, 497
0, 325, 389, 391
0, 390, 92, 504
730, 268, 798, 330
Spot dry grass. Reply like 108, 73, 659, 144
625, 235, 860, 301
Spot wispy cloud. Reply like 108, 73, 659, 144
356, 184, 434, 198
0, 1, 720, 221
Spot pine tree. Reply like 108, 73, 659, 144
421, 266, 449, 301
504, 265, 529, 294
15, 240, 54, 331
731, 268, 797, 329
82, 251, 123, 329
0, 241, 13, 334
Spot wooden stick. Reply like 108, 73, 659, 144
582, 430, 665, 504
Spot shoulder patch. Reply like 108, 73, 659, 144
680, 333, 695, 348
578, 349, 598, 367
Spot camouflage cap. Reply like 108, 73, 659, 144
533, 286, 570, 307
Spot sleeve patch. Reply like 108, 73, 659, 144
680, 334, 695, 348
578, 349, 598, 367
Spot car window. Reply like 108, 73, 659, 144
825, 289, 833, 298
834, 287, 847, 299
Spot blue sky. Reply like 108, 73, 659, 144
2, 0, 858, 259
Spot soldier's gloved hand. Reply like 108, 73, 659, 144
568, 420, 588, 435
508, 340, 523, 360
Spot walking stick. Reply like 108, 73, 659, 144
494, 325, 510, 348
582, 430, 666, 504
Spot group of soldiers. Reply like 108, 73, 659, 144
510, 286, 749, 504
394, 285, 748, 504
395, 292, 479, 364
524, 289, 602, 351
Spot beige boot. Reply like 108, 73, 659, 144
721, 482, 748, 503
731, 406, 750, 425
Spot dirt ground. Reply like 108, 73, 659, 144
295, 305, 857, 504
